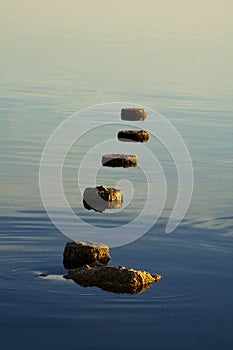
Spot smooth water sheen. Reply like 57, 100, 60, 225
1, 2, 233, 349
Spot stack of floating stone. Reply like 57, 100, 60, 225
59, 109, 162, 294
83, 108, 149, 212
63, 241, 162, 294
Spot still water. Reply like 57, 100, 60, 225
0, 11, 233, 350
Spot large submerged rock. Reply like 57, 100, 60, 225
63, 241, 111, 269
121, 108, 147, 121
68, 263, 162, 294
118, 130, 149, 143
83, 185, 123, 212
102, 154, 138, 168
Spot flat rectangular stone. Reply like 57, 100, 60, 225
118, 130, 149, 143
102, 154, 138, 168
121, 108, 147, 121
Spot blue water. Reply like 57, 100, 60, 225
1, 10, 233, 350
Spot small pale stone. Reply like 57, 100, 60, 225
121, 108, 147, 121
63, 241, 111, 269
102, 154, 138, 168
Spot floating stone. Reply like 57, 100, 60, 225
118, 130, 149, 143
63, 241, 111, 269
83, 185, 123, 212
67, 262, 162, 294
121, 108, 147, 121
102, 154, 138, 168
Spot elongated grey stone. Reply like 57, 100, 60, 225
118, 130, 149, 143
63, 241, 111, 269
121, 108, 147, 121
102, 154, 138, 168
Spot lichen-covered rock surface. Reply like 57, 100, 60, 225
63, 241, 111, 269
102, 154, 138, 168
68, 263, 162, 294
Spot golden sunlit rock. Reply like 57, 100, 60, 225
63, 241, 111, 269
102, 154, 138, 168
68, 262, 162, 294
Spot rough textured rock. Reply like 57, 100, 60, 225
83, 185, 123, 212
102, 154, 138, 168
118, 130, 149, 143
68, 263, 162, 294
121, 108, 147, 121
63, 241, 111, 269
63, 242, 162, 294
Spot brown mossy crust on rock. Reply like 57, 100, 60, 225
118, 130, 149, 143
83, 185, 123, 212
121, 108, 147, 121
63, 241, 111, 269
95, 185, 122, 201
68, 263, 162, 294
102, 154, 138, 168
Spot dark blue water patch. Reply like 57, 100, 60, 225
216, 216, 233, 221
0, 212, 232, 349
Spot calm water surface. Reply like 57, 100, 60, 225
0, 17, 233, 350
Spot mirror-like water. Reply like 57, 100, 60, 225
1, 3, 232, 348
